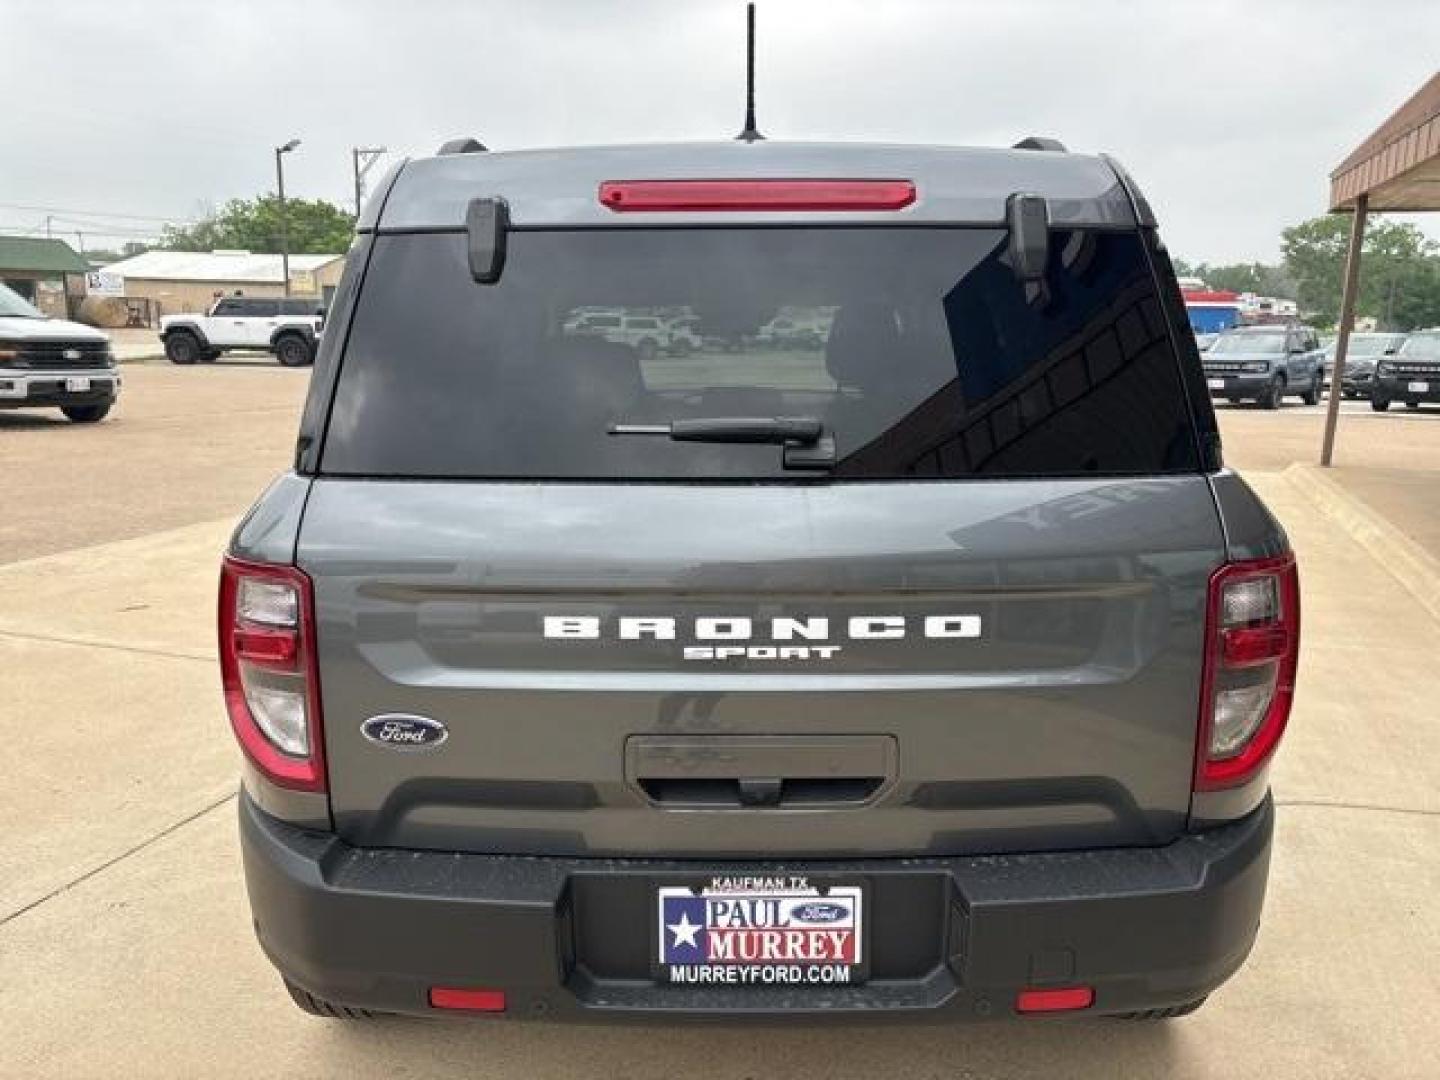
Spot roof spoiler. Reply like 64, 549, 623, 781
439, 138, 488, 155
1012, 136, 1067, 152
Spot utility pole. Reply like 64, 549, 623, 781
352, 147, 387, 219
45, 215, 53, 239
275, 138, 301, 297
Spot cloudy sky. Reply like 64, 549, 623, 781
5, 0, 1438, 262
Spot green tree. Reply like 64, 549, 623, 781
1281, 214, 1440, 329
161, 195, 354, 254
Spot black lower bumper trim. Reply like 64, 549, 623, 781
240, 792, 1273, 1022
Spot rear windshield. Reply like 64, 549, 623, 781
321, 228, 1200, 479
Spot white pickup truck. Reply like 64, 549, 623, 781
160, 296, 324, 367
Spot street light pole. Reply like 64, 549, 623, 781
352, 146, 387, 219
274, 138, 301, 297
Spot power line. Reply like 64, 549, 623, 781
0, 200, 202, 224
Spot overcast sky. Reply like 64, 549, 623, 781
5, 0, 1438, 263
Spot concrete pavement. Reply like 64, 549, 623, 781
1, 365, 1439, 1077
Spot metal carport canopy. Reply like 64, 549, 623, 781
1321, 71, 1440, 464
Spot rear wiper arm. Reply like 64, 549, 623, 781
610, 416, 823, 445
608, 416, 834, 470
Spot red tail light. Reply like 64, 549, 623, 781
428, 987, 508, 1012
219, 556, 326, 792
598, 178, 916, 212
1016, 986, 1094, 1013
1195, 554, 1300, 791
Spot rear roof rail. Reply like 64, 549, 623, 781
438, 138, 488, 155
1013, 136, 1067, 152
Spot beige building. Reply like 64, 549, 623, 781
97, 249, 346, 319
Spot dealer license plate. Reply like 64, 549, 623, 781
1207, 378, 1225, 390
66, 377, 91, 392
1408, 381, 1430, 393
656, 876, 864, 987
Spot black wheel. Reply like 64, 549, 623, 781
61, 402, 112, 423
1114, 996, 1208, 1021
164, 331, 201, 365
1300, 373, 1321, 406
1260, 376, 1284, 410
275, 334, 314, 367
203, 349, 222, 363
1371, 396, 1391, 412
283, 979, 376, 1019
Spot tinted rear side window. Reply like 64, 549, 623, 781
322, 228, 1199, 479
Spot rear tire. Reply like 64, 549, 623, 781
283, 979, 376, 1019
1371, 396, 1391, 412
61, 402, 112, 423
1300, 373, 1321, 406
1260, 376, 1284, 410
275, 334, 313, 368
164, 331, 201, 365
1115, 996, 1208, 1021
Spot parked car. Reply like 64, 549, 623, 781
1371, 329, 1440, 411
757, 313, 827, 348
160, 296, 323, 367
1325, 332, 1406, 398
569, 311, 697, 356
225, 137, 1294, 1024
1202, 325, 1324, 408
0, 282, 119, 422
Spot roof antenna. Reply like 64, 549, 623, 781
735, 3, 764, 142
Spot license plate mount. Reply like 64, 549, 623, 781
1408, 381, 1430, 393
654, 876, 867, 987
65, 377, 91, 392
1207, 377, 1226, 390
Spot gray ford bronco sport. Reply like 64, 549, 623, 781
224, 137, 1298, 1023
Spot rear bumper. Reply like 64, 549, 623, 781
240, 791, 1273, 1022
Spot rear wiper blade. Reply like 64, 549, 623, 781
610, 416, 823, 445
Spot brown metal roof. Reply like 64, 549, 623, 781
1330, 71, 1440, 211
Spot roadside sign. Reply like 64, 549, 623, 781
85, 271, 125, 297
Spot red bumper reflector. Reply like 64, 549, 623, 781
599, 178, 916, 212
1015, 986, 1095, 1013
428, 987, 507, 1012
232, 626, 299, 666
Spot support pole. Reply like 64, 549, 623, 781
1320, 193, 1368, 467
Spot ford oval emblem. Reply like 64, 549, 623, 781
360, 714, 448, 750
792, 902, 848, 924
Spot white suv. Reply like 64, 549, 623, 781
160, 296, 324, 367
567, 311, 699, 357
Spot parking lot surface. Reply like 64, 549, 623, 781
2, 363, 1438, 1078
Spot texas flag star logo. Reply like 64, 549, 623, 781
662, 896, 707, 963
